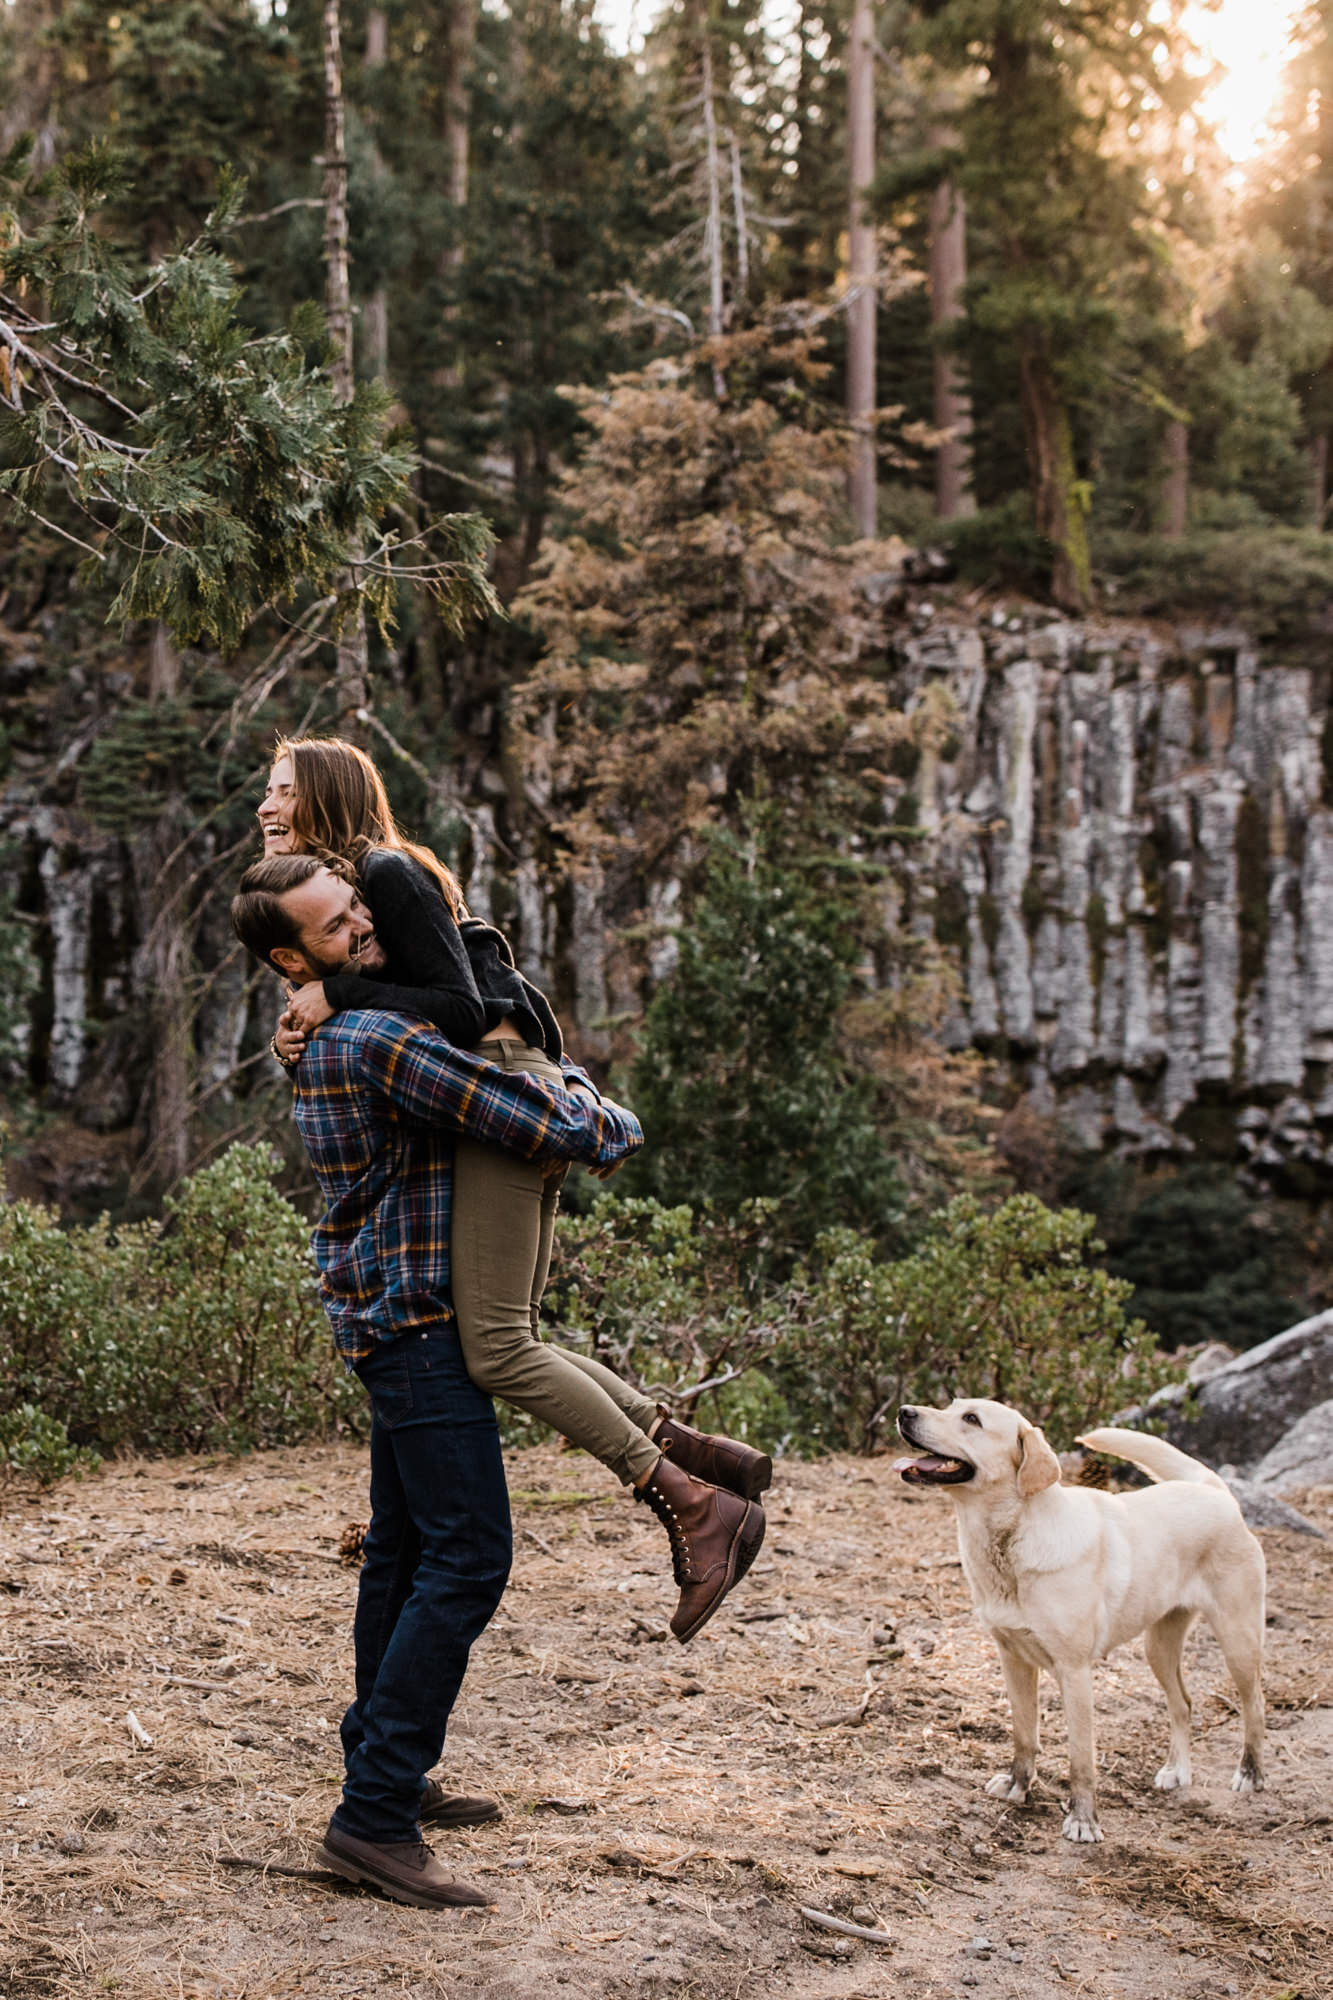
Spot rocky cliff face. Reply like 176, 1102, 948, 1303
5, 601, 1333, 1201
893, 607, 1333, 1189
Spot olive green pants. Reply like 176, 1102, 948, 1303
450, 1040, 661, 1487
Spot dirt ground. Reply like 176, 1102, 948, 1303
1, 1440, 1330, 2000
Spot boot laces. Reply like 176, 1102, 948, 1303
637, 1477, 691, 1586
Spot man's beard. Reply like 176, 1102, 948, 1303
302, 940, 384, 980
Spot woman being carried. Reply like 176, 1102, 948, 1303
259, 736, 768, 1642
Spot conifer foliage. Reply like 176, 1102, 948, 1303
513, 328, 914, 877
627, 828, 906, 1248
0, 141, 494, 649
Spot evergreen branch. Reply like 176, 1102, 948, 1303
229, 197, 325, 228
8, 505, 105, 558
619, 285, 696, 338
0, 314, 143, 424
357, 709, 508, 869
210, 597, 338, 763
416, 458, 508, 500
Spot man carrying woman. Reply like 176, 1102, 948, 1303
231, 840, 767, 1910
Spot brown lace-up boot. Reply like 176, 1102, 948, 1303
317, 1823, 491, 1908
653, 1408, 773, 1500
636, 1453, 766, 1642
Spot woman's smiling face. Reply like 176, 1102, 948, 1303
257, 755, 300, 854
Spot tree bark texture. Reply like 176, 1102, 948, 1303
322, 0, 354, 401
364, 6, 390, 383
700, 23, 728, 399
1018, 334, 1090, 611
0, 0, 61, 168
846, 0, 876, 538
729, 129, 749, 304
1310, 431, 1329, 528
436, 0, 477, 391
322, 0, 369, 728
927, 140, 975, 521
444, 0, 475, 236
1160, 418, 1188, 540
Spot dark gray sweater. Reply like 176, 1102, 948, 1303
321, 847, 563, 1059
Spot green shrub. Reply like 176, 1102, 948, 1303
548, 1194, 788, 1430
0, 1142, 360, 1464
1095, 527, 1333, 637
0, 1405, 98, 1486
544, 1189, 1179, 1459
777, 1195, 1175, 1453
3, 1150, 1180, 1479
940, 496, 1053, 596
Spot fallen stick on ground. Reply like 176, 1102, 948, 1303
798, 1906, 895, 1945
215, 1855, 343, 1884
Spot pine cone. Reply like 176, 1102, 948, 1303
337, 1521, 367, 1567
1076, 1454, 1112, 1490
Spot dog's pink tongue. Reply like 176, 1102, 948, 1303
895, 1453, 963, 1483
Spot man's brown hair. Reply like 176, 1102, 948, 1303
231, 853, 325, 968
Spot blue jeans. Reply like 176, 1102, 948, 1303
333, 1326, 512, 1845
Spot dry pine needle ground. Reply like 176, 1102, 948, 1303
1, 1442, 1330, 2000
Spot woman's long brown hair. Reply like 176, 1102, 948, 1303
276, 736, 466, 920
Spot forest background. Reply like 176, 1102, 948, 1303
3, 0, 1333, 1479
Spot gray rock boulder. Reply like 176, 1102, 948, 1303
1248, 1398, 1333, 1496
1146, 1310, 1333, 1470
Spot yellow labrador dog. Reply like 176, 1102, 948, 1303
895, 1398, 1266, 1843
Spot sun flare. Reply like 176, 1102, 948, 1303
1185, 0, 1306, 161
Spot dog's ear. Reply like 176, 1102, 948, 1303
1016, 1422, 1062, 1496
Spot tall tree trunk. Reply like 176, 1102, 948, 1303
729, 129, 749, 304
322, 0, 369, 730
927, 130, 975, 521
0, 0, 61, 168
1310, 431, 1329, 528
322, 0, 354, 401
700, 23, 728, 399
140, 625, 191, 1189
1160, 418, 1188, 540
437, 0, 477, 390
1018, 333, 1089, 611
364, 6, 390, 382
846, 0, 876, 537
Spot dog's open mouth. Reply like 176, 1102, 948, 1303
893, 1453, 976, 1486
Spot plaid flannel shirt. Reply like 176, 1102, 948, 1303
291, 1011, 643, 1365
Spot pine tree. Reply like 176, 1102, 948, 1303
1255, 1, 1333, 520
386, 0, 672, 589
627, 829, 905, 1247
915, 0, 1201, 604
511, 328, 918, 887
0, 143, 496, 649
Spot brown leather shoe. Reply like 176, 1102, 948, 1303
316, 1822, 492, 1908
419, 1778, 501, 1830
654, 1408, 773, 1499
636, 1453, 766, 1643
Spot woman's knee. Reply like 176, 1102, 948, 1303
461, 1324, 541, 1395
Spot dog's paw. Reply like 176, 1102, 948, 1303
1154, 1763, 1191, 1791
1061, 1808, 1104, 1843
985, 1771, 1030, 1803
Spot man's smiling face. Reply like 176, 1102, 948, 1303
269, 867, 387, 982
